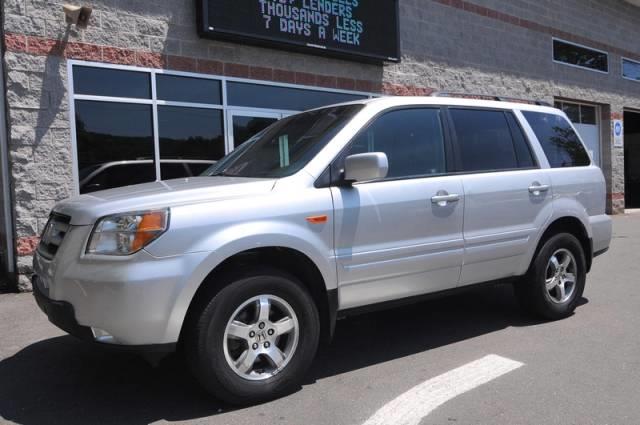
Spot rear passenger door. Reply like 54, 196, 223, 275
331, 107, 465, 309
447, 108, 552, 286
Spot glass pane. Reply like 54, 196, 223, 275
339, 108, 446, 179
505, 112, 536, 168
553, 40, 608, 72
227, 82, 368, 111
156, 74, 222, 104
157, 106, 225, 179
82, 163, 156, 194
623, 59, 640, 81
580, 105, 597, 125
233, 116, 279, 148
561, 103, 580, 123
450, 109, 518, 172
160, 162, 214, 179
73, 66, 151, 99
523, 111, 591, 168
203, 105, 363, 178
75, 100, 155, 193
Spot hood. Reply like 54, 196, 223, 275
54, 177, 276, 225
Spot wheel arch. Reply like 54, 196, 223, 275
178, 246, 338, 348
532, 216, 593, 273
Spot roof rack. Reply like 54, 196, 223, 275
430, 91, 552, 107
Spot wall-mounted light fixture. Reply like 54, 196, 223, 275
63, 4, 93, 29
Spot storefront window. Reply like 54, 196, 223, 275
157, 106, 225, 173
623, 58, 640, 82
73, 66, 151, 99
553, 39, 608, 73
156, 74, 222, 104
75, 101, 155, 193
70, 62, 374, 194
227, 82, 368, 111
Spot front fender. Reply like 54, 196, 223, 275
155, 221, 336, 344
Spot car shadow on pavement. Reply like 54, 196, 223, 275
0, 284, 587, 424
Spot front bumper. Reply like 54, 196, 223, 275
33, 275, 177, 352
33, 275, 93, 341
32, 224, 210, 346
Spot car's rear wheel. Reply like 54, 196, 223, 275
515, 233, 586, 320
185, 268, 320, 405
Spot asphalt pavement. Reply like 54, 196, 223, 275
1, 214, 639, 425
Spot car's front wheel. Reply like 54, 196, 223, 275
515, 233, 587, 320
185, 268, 320, 405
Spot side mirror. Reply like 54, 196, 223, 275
343, 152, 389, 183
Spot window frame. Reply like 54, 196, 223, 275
445, 106, 540, 175
325, 106, 456, 187
67, 59, 376, 195
551, 37, 609, 75
622, 57, 640, 83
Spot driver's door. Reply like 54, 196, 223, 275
331, 107, 465, 310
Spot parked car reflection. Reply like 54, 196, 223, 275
79, 159, 216, 194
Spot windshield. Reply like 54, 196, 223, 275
202, 104, 363, 178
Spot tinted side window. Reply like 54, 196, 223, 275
505, 112, 536, 168
450, 109, 518, 172
523, 111, 591, 167
337, 108, 446, 180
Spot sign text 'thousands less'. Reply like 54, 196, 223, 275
198, 0, 400, 63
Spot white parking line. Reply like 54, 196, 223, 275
362, 354, 524, 425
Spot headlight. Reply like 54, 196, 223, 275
86, 209, 169, 256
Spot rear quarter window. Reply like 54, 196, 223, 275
523, 111, 591, 168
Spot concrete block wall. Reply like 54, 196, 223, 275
2, 0, 640, 290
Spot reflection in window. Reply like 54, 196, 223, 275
73, 66, 151, 98
205, 105, 363, 178
75, 100, 155, 193
227, 82, 367, 110
554, 101, 597, 125
523, 111, 591, 168
156, 74, 222, 104
157, 106, 225, 179
623, 58, 640, 82
341, 108, 446, 179
553, 39, 608, 73
232, 116, 279, 148
80, 162, 157, 194
450, 109, 518, 172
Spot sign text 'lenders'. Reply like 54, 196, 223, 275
258, 0, 364, 46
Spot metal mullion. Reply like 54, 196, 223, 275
222, 78, 231, 155
73, 94, 153, 104
151, 70, 162, 182
156, 100, 223, 110
68, 62, 81, 196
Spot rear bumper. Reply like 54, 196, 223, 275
589, 214, 612, 257
32, 275, 176, 353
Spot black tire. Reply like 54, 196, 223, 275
185, 267, 320, 405
514, 233, 587, 320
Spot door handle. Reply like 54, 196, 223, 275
528, 184, 550, 195
431, 193, 460, 206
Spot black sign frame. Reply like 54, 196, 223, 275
196, 0, 401, 64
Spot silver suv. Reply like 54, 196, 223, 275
33, 96, 612, 404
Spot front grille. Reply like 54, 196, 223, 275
37, 213, 71, 259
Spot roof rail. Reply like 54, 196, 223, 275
430, 91, 552, 107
